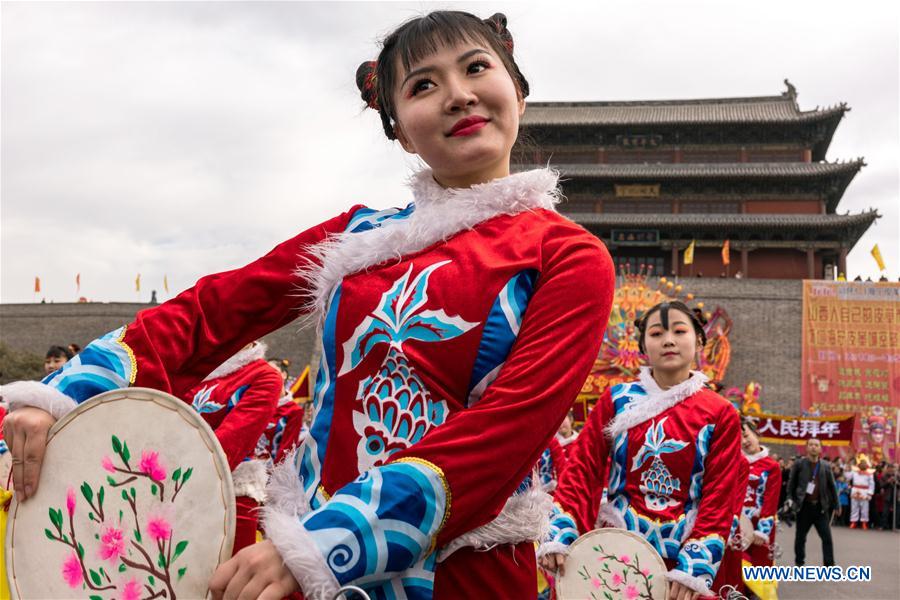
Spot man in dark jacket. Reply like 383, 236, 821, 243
787, 438, 840, 566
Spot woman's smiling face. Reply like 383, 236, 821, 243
390, 39, 525, 188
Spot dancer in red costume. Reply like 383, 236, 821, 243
540, 301, 742, 600
741, 418, 781, 570
1, 11, 615, 599
184, 341, 283, 554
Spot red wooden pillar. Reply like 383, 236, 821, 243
807, 248, 816, 279
671, 246, 679, 276
741, 248, 749, 277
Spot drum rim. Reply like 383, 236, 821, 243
555, 527, 669, 599
5, 387, 236, 598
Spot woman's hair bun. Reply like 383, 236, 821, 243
355, 60, 380, 110
483, 13, 514, 53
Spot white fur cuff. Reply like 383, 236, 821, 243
753, 531, 769, 545
264, 507, 340, 600
536, 541, 571, 558
666, 569, 715, 598
232, 459, 269, 503
2, 381, 77, 421
437, 483, 553, 562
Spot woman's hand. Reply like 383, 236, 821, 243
668, 580, 701, 600
209, 540, 300, 600
752, 532, 768, 546
538, 552, 567, 576
2, 407, 56, 499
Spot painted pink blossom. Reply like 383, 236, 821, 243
611, 573, 624, 586
641, 568, 650, 576
590, 577, 602, 589
619, 554, 631, 564
147, 515, 172, 542
98, 525, 127, 564
66, 487, 76, 517
62, 552, 83, 588
139, 450, 167, 481
121, 578, 142, 600
624, 584, 639, 600
101, 455, 117, 474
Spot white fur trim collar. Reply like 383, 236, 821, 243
203, 342, 267, 381
605, 367, 709, 439
745, 446, 770, 464
556, 431, 578, 447
296, 168, 560, 321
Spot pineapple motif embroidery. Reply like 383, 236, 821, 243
631, 417, 689, 511
340, 260, 479, 472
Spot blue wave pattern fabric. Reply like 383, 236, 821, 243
674, 534, 726, 591
42, 326, 133, 402
300, 460, 447, 598
467, 269, 538, 406
546, 504, 578, 547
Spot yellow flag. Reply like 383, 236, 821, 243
34, 276, 41, 293
721, 240, 730, 266
871, 244, 885, 271
135, 273, 141, 292
683, 240, 695, 265
164, 275, 169, 294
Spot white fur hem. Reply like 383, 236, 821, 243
536, 541, 571, 558
437, 483, 553, 562
2, 381, 77, 420
596, 502, 626, 529
296, 168, 560, 322
232, 459, 269, 503
746, 446, 770, 464
203, 341, 267, 381
666, 569, 715, 597
264, 506, 339, 599
605, 367, 708, 439
753, 530, 770, 544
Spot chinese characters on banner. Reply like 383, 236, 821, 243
801, 281, 900, 461
755, 413, 855, 446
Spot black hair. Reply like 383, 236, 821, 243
633, 300, 707, 355
741, 415, 759, 436
46, 345, 73, 360
356, 11, 530, 140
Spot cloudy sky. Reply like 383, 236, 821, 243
2, 0, 898, 304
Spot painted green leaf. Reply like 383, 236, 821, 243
99, 567, 108, 581
44, 528, 55, 541
148, 575, 156, 586
604, 592, 613, 600
157, 551, 166, 569
121, 490, 129, 501
112, 435, 122, 454
151, 484, 158, 496
129, 487, 136, 500
119, 563, 127, 573
122, 441, 131, 463
98, 486, 105, 508
119, 509, 124, 521
88, 512, 95, 521
173, 540, 189, 562
172, 468, 182, 482
89, 569, 101, 586
48, 507, 61, 529
61, 534, 70, 545
107, 476, 117, 486
177, 566, 187, 580
90, 596, 103, 600
134, 528, 142, 543
81, 482, 93, 504
181, 467, 193, 485
95, 534, 100, 540
77, 543, 85, 558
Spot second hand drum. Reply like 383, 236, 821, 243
5, 388, 235, 600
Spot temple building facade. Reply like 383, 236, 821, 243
516, 82, 877, 279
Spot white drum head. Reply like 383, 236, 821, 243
556, 528, 668, 600
5, 388, 235, 599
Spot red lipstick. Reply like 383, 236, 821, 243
449, 115, 488, 137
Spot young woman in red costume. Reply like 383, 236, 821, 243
539, 301, 742, 600
1, 11, 615, 600
740, 417, 782, 569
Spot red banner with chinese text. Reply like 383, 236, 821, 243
801, 281, 900, 461
755, 412, 855, 446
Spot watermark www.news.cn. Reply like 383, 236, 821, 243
743, 566, 872, 582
